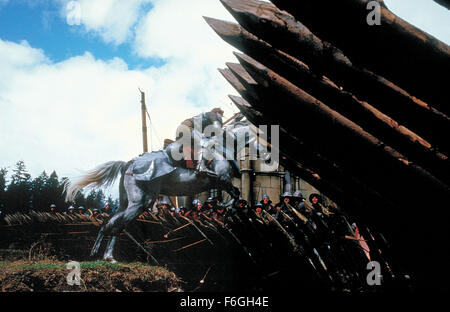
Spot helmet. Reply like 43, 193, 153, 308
192, 199, 203, 206
158, 198, 171, 206
281, 192, 292, 198
68, 206, 75, 211
211, 107, 224, 116
205, 197, 215, 204
238, 197, 248, 205
78, 206, 85, 210
293, 190, 304, 199
254, 203, 263, 209
261, 194, 272, 205
50, 204, 56, 208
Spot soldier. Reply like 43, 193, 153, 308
273, 192, 292, 220
236, 198, 250, 216
309, 193, 321, 208
77, 206, 87, 216
237, 198, 248, 209
157, 197, 172, 215
213, 203, 226, 224
190, 199, 203, 220
260, 194, 274, 212
169, 206, 177, 217
173, 108, 225, 176
102, 204, 113, 217
309, 193, 332, 217
292, 190, 305, 211
253, 203, 263, 217
140, 208, 150, 218
204, 197, 216, 217
66, 205, 75, 215
49, 204, 57, 214
92, 208, 102, 220
179, 206, 190, 218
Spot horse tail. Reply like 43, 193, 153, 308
64, 161, 128, 202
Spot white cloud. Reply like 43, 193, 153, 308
0, 43, 147, 180
0, 0, 242, 200
56, 0, 152, 45
0, 0, 240, 190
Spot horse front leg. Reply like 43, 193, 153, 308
103, 236, 118, 262
91, 232, 105, 257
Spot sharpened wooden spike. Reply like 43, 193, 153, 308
218, 68, 246, 93
228, 93, 399, 219
233, 51, 450, 208
213, 19, 450, 183
206, 6, 450, 155
270, 0, 450, 114
433, 0, 450, 10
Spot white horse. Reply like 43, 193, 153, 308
65, 120, 271, 262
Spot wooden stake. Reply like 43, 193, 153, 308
173, 239, 207, 252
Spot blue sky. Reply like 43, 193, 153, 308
0, 0, 165, 69
0, 0, 448, 200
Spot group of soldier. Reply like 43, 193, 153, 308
48, 203, 114, 220
144, 189, 337, 231
149, 197, 228, 224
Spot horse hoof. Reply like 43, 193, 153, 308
104, 257, 118, 264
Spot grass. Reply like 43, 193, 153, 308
0, 260, 161, 271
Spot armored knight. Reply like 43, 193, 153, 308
173, 108, 225, 176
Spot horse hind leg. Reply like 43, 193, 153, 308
91, 232, 105, 257
91, 171, 128, 258
100, 187, 158, 262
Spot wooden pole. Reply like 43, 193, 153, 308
140, 89, 148, 153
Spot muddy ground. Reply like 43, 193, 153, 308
0, 258, 182, 292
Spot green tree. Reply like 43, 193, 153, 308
6, 161, 32, 213
30, 171, 49, 211
0, 168, 8, 213
85, 189, 106, 211
106, 195, 119, 212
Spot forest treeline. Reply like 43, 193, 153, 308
0, 160, 118, 216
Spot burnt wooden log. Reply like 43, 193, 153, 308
210, 2, 450, 154
234, 51, 450, 289
206, 17, 450, 183
224, 72, 401, 227
434, 0, 450, 10
234, 51, 450, 203
269, 0, 450, 115
222, 67, 449, 288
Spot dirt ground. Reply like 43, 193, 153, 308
0, 259, 182, 292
